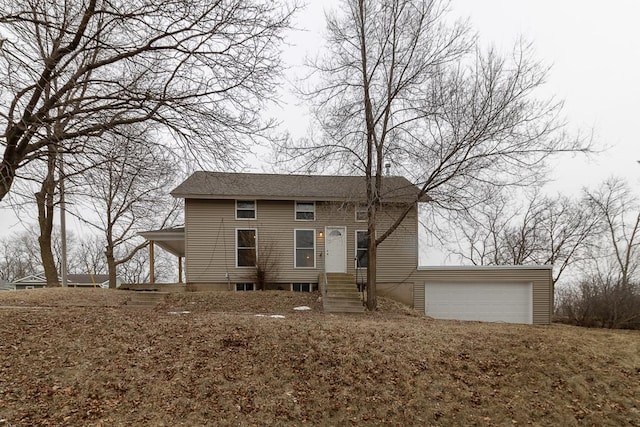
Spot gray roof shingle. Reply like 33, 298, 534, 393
171, 172, 427, 203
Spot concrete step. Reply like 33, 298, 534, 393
126, 291, 168, 307
326, 289, 360, 299
326, 286, 360, 293
324, 301, 365, 313
323, 294, 365, 313
322, 273, 365, 313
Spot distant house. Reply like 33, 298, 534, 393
10, 274, 47, 290
9, 273, 120, 289
67, 274, 114, 288
141, 172, 554, 324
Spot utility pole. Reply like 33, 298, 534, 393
59, 150, 68, 287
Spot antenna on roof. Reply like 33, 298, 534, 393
384, 162, 391, 176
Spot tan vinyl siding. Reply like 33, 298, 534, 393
412, 267, 553, 325
413, 282, 425, 312
185, 199, 419, 286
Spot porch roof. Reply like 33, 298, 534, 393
138, 227, 185, 257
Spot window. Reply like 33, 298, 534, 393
295, 201, 315, 221
236, 229, 257, 267
356, 230, 368, 268
292, 283, 312, 292
295, 229, 315, 268
235, 283, 255, 291
355, 204, 367, 222
236, 200, 256, 219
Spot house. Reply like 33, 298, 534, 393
9, 273, 118, 289
141, 172, 553, 324
10, 273, 47, 290
67, 274, 116, 288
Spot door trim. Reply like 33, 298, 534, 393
324, 226, 347, 273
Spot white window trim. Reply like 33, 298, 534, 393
355, 230, 368, 269
235, 228, 258, 268
294, 229, 316, 269
294, 201, 316, 221
355, 204, 367, 222
235, 200, 257, 220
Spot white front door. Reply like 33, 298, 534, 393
325, 226, 346, 273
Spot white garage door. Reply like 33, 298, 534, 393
425, 282, 533, 324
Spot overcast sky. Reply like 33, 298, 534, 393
1, 0, 639, 239
268, 0, 640, 194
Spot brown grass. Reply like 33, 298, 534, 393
0, 288, 638, 426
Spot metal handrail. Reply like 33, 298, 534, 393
355, 256, 366, 305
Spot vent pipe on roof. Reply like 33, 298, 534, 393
384, 162, 391, 176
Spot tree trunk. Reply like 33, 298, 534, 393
366, 204, 377, 311
36, 189, 59, 286
36, 144, 60, 286
105, 246, 118, 289
0, 160, 17, 203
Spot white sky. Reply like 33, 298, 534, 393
2, 0, 640, 242
267, 0, 640, 191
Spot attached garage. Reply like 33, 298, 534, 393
424, 281, 533, 324
413, 266, 553, 325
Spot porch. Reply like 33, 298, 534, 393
138, 227, 185, 284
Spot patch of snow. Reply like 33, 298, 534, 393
168, 311, 191, 315
254, 314, 286, 319
293, 306, 312, 311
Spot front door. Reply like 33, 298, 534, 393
325, 226, 346, 273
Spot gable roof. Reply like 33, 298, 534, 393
67, 274, 109, 284
11, 273, 47, 284
171, 172, 428, 203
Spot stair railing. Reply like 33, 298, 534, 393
355, 256, 366, 305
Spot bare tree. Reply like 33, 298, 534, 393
74, 127, 180, 288
0, 227, 74, 282
68, 234, 108, 277
553, 178, 640, 329
0, 230, 42, 282
250, 240, 282, 291
0, 0, 296, 202
282, 0, 587, 309
449, 190, 600, 285
119, 245, 176, 284
585, 178, 640, 289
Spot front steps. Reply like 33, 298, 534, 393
125, 291, 168, 308
323, 273, 364, 313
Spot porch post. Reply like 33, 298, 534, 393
178, 256, 183, 284
149, 240, 155, 284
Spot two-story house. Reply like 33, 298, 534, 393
141, 171, 554, 324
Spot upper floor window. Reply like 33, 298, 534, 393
236, 200, 256, 219
355, 204, 367, 222
295, 201, 315, 221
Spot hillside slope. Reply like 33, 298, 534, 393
0, 289, 638, 426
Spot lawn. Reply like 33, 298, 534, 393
0, 288, 638, 426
